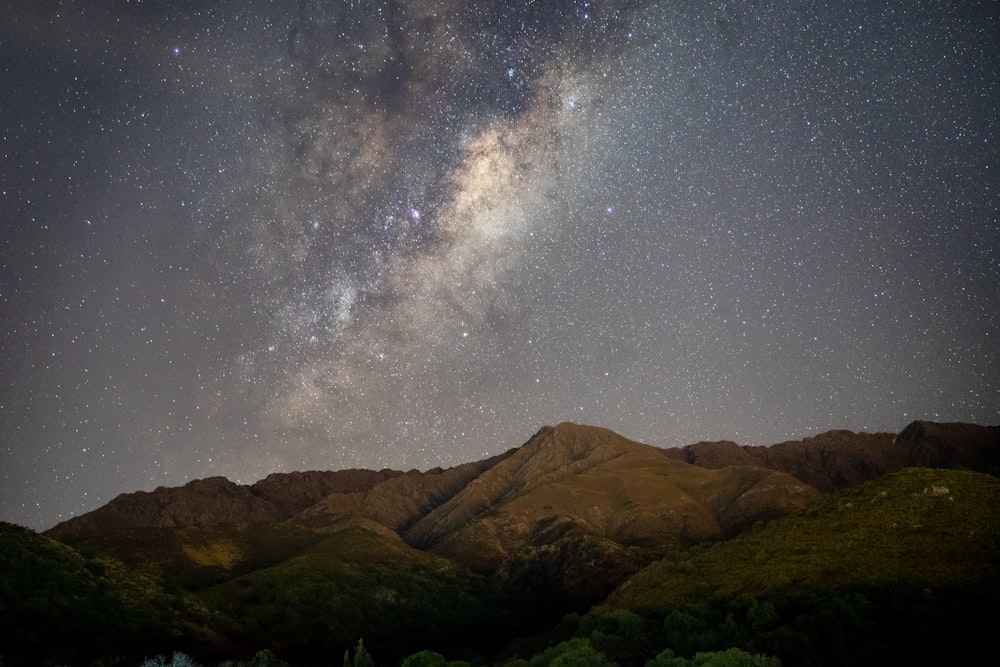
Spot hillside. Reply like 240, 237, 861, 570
0, 522, 214, 665
606, 467, 1000, 611
590, 467, 1000, 666
195, 521, 525, 664
3, 419, 995, 665
662, 429, 898, 492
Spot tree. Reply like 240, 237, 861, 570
245, 649, 288, 667
646, 648, 781, 667
528, 638, 614, 667
344, 638, 374, 667
400, 650, 448, 667
140, 652, 200, 667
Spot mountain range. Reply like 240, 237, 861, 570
3, 419, 999, 666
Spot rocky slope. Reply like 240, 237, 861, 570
46, 462, 506, 541
397, 422, 819, 601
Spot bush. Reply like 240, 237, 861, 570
140, 652, 200, 667
528, 638, 614, 667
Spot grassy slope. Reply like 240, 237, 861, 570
585, 468, 1000, 666
605, 467, 1000, 611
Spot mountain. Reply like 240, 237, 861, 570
49, 423, 820, 604
45, 421, 999, 601
45, 468, 405, 540
663, 421, 1000, 492
14, 418, 998, 665
48, 421, 998, 544
401, 423, 818, 600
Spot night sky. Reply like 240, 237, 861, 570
2, 2, 997, 531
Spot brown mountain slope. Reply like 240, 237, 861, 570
664, 421, 999, 492
46, 469, 404, 541
294, 453, 513, 532
44, 455, 514, 585
403, 423, 818, 579
663, 430, 898, 493
49, 420, 995, 543
45, 420, 997, 602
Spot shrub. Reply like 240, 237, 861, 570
140, 652, 199, 667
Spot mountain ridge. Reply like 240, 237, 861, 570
47, 420, 999, 542
10, 419, 1000, 665
45, 419, 1000, 609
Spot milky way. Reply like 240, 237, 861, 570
2, 1, 997, 529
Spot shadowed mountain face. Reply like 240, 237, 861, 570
44, 420, 999, 603
663, 430, 899, 493
891, 420, 1000, 470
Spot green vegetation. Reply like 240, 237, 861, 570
0, 522, 207, 666
140, 652, 201, 667
587, 468, 1000, 666
196, 525, 527, 664
399, 650, 471, 667
61, 522, 329, 589
607, 467, 1000, 611
344, 638, 374, 667
646, 648, 781, 667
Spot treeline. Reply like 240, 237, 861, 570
492, 582, 999, 667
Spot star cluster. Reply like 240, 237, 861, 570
2, 1, 997, 529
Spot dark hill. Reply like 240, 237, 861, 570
0, 522, 212, 665
47, 424, 821, 605
890, 420, 1000, 470
45, 420, 999, 600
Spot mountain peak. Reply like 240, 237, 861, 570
403, 422, 818, 583
517, 421, 655, 475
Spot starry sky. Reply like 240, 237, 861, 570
2, 1, 998, 530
